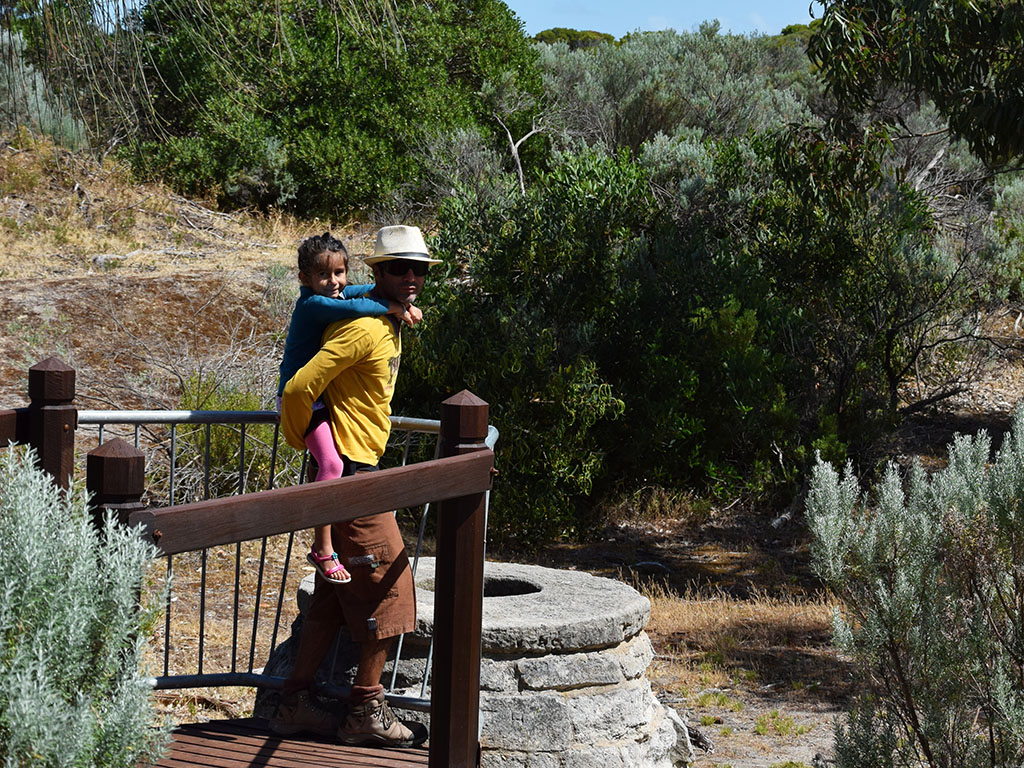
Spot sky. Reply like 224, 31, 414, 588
502, 0, 819, 39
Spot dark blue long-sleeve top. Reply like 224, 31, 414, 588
277, 284, 390, 396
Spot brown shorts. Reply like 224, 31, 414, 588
309, 511, 416, 642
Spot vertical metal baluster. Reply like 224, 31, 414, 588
232, 542, 241, 674
253, 423, 281, 669
400, 430, 413, 467
322, 436, 340, 683
268, 531, 295, 657
249, 536, 268, 672
267, 423, 281, 490
163, 556, 173, 677
169, 424, 177, 507
204, 424, 211, 500
390, 430, 436, 691
416, 433, 443, 698
98, 424, 104, 446
133, 424, 139, 449
238, 424, 246, 494
231, 424, 245, 673
198, 425, 211, 677
420, 636, 434, 699
198, 549, 208, 676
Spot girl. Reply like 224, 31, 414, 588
278, 232, 421, 583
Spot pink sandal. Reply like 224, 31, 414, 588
307, 546, 352, 584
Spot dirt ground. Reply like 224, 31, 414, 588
5, 140, 1024, 767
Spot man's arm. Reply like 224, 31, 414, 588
280, 323, 373, 449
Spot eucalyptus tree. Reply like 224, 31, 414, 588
810, 0, 1024, 166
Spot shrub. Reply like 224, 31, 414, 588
536, 27, 815, 154
133, 0, 539, 216
0, 30, 86, 149
0, 445, 169, 767
402, 146, 800, 547
807, 408, 1024, 768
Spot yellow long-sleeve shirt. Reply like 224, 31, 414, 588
280, 315, 401, 465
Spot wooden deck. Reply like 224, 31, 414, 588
151, 719, 429, 768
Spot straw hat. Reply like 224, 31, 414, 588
364, 225, 442, 265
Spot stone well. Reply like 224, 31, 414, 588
416, 559, 692, 767
255, 559, 693, 767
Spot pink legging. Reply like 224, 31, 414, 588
305, 419, 344, 481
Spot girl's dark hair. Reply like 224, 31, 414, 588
297, 232, 348, 273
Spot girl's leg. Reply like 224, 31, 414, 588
304, 420, 350, 582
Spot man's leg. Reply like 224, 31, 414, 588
284, 584, 346, 691
354, 635, 393, 686
268, 580, 345, 736
340, 635, 426, 747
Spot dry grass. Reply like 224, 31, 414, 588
640, 580, 839, 697
621, 577, 848, 766
0, 129, 379, 281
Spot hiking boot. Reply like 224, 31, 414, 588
268, 689, 340, 737
338, 692, 427, 747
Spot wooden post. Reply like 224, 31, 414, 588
87, 438, 146, 527
27, 357, 77, 489
430, 390, 490, 768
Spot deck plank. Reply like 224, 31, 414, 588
148, 719, 429, 768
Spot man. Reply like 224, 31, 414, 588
270, 224, 441, 747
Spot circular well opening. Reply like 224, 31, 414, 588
483, 576, 542, 598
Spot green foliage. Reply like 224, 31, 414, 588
402, 146, 802, 547
533, 27, 614, 49
4, 0, 156, 154
134, 0, 539, 216
403, 150, 638, 545
809, 0, 1024, 165
807, 409, 1024, 767
748, 125, 1011, 458
400, 104, 1015, 547
776, 19, 822, 48
0, 445, 169, 767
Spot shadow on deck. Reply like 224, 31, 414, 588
152, 719, 428, 768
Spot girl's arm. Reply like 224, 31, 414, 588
299, 290, 391, 324
338, 284, 422, 326
342, 283, 374, 298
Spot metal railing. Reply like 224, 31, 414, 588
77, 408, 497, 711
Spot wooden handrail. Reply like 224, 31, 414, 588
127, 450, 494, 555
0, 407, 29, 445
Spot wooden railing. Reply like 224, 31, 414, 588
0, 357, 494, 768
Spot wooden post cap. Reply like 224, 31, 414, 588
86, 438, 145, 501
440, 390, 489, 444
28, 357, 75, 404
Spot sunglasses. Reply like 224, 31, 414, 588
380, 259, 429, 277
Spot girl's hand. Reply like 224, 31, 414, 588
400, 304, 423, 326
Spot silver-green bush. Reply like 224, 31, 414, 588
0, 446, 168, 767
807, 409, 1024, 767
0, 30, 87, 149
